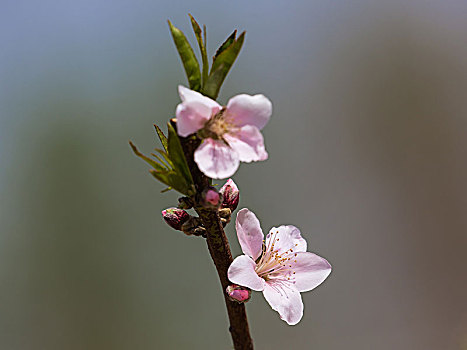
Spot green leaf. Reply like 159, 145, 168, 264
189, 14, 208, 89
167, 123, 195, 193
154, 124, 168, 152
149, 169, 172, 188
151, 152, 171, 170
204, 31, 245, 100
153, 149, 173, 169
167, 171, 192, 194
168, 20, 201, 91
129, 141, 166, 172
131, 138, 193, 196
149, 169, 191, 195
203, 25, 207, 57
210, 31, 244, 76
213, 30, 236, 59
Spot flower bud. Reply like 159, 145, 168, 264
206, 189, 220, 205
162, 207, 190, 231
226, 284, 251, 303
201, 187, 222, 208
219, 179, 239, 211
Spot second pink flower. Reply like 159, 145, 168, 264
175, 86, 272, 179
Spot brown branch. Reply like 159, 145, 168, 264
196, 207, 253, 350
178, 128, 254, 350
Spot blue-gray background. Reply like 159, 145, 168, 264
1, 1, 466, 349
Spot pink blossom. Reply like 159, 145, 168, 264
175, 86, 272, 179
227, 209, 332, 325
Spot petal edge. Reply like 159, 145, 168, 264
224, 125, 268, 163
227, 94, 272, 130
228, 255, 265, 291
194, 139, 240, 179
236, 208, 264, 260
292, 252, 332, 292
263, 283, 303, 325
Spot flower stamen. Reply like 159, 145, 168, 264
254, 231, 299, 283
198, 108, 237, 140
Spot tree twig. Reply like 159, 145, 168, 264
178, 129, 254, 350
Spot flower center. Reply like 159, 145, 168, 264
255, 231, 298, 283
198, 108, 236, 140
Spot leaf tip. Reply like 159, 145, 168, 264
129, 140, 138, 153
167, 19, 177, 33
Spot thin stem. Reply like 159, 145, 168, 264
196, 208, 254, 350
179, 131, 254, 350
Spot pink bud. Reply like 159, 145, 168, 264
202, 187, 221, 208
162, 207, 190, 231
219, 179, 239, 211
206, 189, 220, 205
226, 284, 251, 303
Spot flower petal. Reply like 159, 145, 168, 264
224, 125, 268, 163
228, 255, 265, 291
176, 86, 220, 137
227, 94, 272, 130
291, 252, 332, 292
263, 282, 303, 325
178, 85, 220, 108
194, 138, 239, 179
175, 103, 210, 137
266, 225, 307, 256
236, 208, 264, 260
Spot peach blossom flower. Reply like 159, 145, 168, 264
228, 209, 332, 325
175, 86, 271, 179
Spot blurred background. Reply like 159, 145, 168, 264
1, 0, 467, 349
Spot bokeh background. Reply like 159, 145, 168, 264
1, 1, 467, 349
